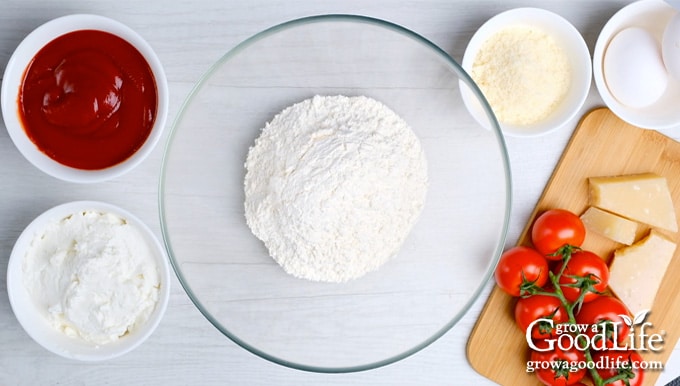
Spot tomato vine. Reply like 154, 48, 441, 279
496, 208, 643, 386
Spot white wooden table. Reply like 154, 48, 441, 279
1, 0, 678, 384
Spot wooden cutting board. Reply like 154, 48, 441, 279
467, 108, 680, 386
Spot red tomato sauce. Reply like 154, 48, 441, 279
19, 30, 158, 170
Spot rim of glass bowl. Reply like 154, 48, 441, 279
159, 14, 512, 373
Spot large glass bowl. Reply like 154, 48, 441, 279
160, 14, 511, 373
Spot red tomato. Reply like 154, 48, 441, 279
515, 293, 568, 340
555, 250, 609, 303
531, 209, 586, 261
575, 296, 631, 349
495, 246, 549, 297
530, 346, 586, 386
592, 350, 644, 386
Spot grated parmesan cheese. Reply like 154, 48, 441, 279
471, 25, 571, 126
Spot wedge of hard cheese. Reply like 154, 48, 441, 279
589, 173, 678, 232
580, 206, 639, 245
608, 230, 677, 315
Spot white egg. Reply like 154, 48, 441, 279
663, 12, 680, 80
604, 27, 668, 108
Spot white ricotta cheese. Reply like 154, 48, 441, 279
22, 210, 160, 345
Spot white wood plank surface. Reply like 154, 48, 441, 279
1, 0, 678, 384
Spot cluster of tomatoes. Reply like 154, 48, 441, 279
494, 209, 644, 386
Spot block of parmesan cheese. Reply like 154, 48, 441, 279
589, 173, 678, 232
608, 230, 677, 315
580, 206, 639, 245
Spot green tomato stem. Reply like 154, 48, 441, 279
548, 252, 606, 386
529, 245, 626, 385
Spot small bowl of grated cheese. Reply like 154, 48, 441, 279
461, 7, 592, 137
6, 201, 171, 361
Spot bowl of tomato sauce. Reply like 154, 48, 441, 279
1, 14, 169, 183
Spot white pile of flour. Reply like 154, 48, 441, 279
244, 95, 428, 282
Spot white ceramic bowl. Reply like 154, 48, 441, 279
462, 7, 592, 137
593, 0, 680, 132
1, 14, 169, 183
7, 201, 171, 361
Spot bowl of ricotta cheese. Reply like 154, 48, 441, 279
7, 201, 170, 361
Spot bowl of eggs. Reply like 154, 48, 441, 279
1, 14, 169, 183
593, 0, 680, 132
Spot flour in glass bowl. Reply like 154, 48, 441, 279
244, 95, 428, 283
